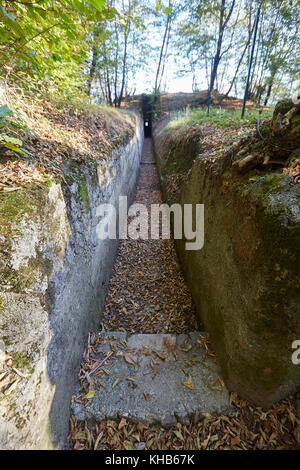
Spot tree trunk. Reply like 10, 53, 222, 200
87, 42, 98, 97
154, 0, 172, 92
209, 0, 236, 95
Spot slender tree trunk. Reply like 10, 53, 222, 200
209, 0, 236, 94
87, 33, 99, 97
263, 75, 275, 106
154, 0, 172, 92
117, 23, 130, 107
158, 19, 171, 90
113, 19, 119, 107
225, 26, 253, 97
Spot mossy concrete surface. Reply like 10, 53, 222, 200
153, 119, 300, 407
0, 114, 144, 449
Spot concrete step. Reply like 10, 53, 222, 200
72, 332, 231, 428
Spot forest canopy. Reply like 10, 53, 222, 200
0, 0, 299, 106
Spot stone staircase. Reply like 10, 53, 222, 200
72, 331, 231, 428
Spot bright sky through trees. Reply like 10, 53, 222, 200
0, 0, 299, 105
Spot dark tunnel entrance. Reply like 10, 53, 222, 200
144, 119, 152, 137
141, 94, 154, 138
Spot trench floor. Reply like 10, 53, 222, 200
101, 138, 198, 334
69, 137, 300, 451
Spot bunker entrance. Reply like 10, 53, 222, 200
141, 93, 154, 138
144, 119, 152, 137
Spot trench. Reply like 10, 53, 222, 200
101, 137, 198, 334
68, 136, 223, 437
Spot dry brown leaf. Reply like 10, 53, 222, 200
231, 436, 240, 446
124, 354, 136, 365
143, 391, 151, 401
112, 376, 123, 389
118, 417, 127, 430
183, 376, 194, 390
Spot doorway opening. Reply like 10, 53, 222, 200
144, 119, 152, 137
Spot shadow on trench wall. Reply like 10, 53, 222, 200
46, 118, 144, 449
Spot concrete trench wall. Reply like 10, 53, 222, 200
152, 121, 300, 408
0, 114, 144, 449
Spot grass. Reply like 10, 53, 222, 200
167, 106, 273, 130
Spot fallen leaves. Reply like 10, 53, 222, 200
118, 417, 127, 430
70, 329, 300, 451
69, 388, 300, 450
0, 90, 135, 190
154, 350, 169, 361
283, 159, 300, 183
112, 376, 123, 389
84, 390, 95, 400
182, 375, 194, 390
101, 139, 198, 335
67, 134, 300, 452
143, 391, 151, 401
124, 354, 135, 365
0, 160, 50, 192
0, 348, 31, 397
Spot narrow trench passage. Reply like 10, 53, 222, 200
101, 138, 198, 334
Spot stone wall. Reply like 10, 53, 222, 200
0, 114, 143, 449
153, 118, 300, 408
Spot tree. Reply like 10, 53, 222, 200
0, 1, 119, 98
88, 0, 148, 106
175, 0, 299, 105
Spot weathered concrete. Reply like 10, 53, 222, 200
0, 114, 144, 449
153, 113, 300, 407
72, 332, 231, 427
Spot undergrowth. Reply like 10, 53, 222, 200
167, 106, 273, 130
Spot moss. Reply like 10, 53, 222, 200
65, 162, 91, 210
42, 177, 60, 189
0, 295, 4, 313
259, 174, 283, 195
0, 183, 52, 238
273, 100, 294, 119
15, 265, 37, 291
291, 114, 300, 125
222, 170, 231, 180
260, 122, 271, 135
78, 178, 89, 210
95, 303, 101, 317
0, 250, 53, 293
0, 191, 34, 238
35, 249, 53, 279
12, 352, 34, 373
65, 174, 75, 184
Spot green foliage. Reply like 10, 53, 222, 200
0, 105, 33, 156
176, 0, 300, 105
90, 1, 147, 106
0, 1, 119, 95
168, 106, 273, 129
0, 1, 124, 149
